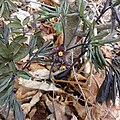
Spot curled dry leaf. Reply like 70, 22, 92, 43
21, 103, 31, 115
70, 72, 87, 81
90, 104, 115, 120
21, 91, 42, 115
30, 68, 49, 80
73, 100, 86, 119
27, 0, 41, 10
19, 77, 62, 92
54, 33, 63, 46
29, 62, 46, 71
101, 46, 112, 63
29, 106, 37, 119
16, 86, 37, 100
45, 96, 69, 120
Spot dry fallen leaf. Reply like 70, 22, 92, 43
29, 106, 37, 119
72, 100, 86, 119
16, 86, 37, 100
19, 77, 62, 92
70, 72, 87, 81
11, 9, 30, 23
29, 62, 46, 71
21, 91, 42, 115
29, 68, 49, 80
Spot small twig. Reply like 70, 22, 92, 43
96, 6, 111, 23
27, 1, 55, 10
66, 43, 88, 51
103, 103, 113, 120
77, 22, 119, 37
61, 16, 66, 47
66, 18, 81, 48
49, 63, 57, 120
22, 41, 51, 69
71, 50, 92, 120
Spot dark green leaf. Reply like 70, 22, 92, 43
0, 77, 11, 93
0, 0, 4, 6
22, 16, 30, 26
9, 61, 17, 73
113, 0, 120, 6
0, 43, 10, 58
11, 16, 21, 23
90, 32, 109, 41
10, 42, 21, 55
78, 0, 84, 16
7, 0, 17, 11
17, 70, 32, 80
54, 22, 62, 33
92, 38, 120, 45
9, 22, 23, 29
14, 35, 27, 44
0, 2, 4, 16
13, 44, 29, 62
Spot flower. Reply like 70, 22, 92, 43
53, 45, 68, 62
57, 61, 70, 70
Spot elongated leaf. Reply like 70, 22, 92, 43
0, 2, 4, 16
12, 16, 21, 23
13, 45, 29, 62
64, 1, 69, 15
22, 16, 30, 26
17, 70, 32, 79
0, 0, 4, 6
0, 43, 10, 58
14, 35, 27, 44
113, 0, 120, 6
78, 0, 84, 16
112, 74, 116, 105
9, 61, 17, 73
37, 16, 54, 21
98, 47, 108, 66
0, 78, 11, 93
90, 32, 109, 41
96, 72, 109, 103
7, 0, 17, 11
10, 42, 21, 56
14, 100, 25, 120
9, 22, 23, 29
96, 0, 111, 22
94, 47, 103, 69
92, 38, 120, 45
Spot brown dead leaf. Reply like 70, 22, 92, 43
83, 87, 97, 104
93, 70, 105, 88
22, 92, 42, 115
29, 106, 37, 119
73, 100, 86, 119
22, 103, 31, 115
42, 33, 55, 42
45, 96, 69, 120
39, 0, 60, 5
40, 23, 56, 34
29, 62, 46, 71
70, 72, 87, 81
90, 104, 115, 120
101, 46, 112, 63
54, 33, 63, 46
16, 86, 37, 100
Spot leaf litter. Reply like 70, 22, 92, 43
0, 0, 119, 120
